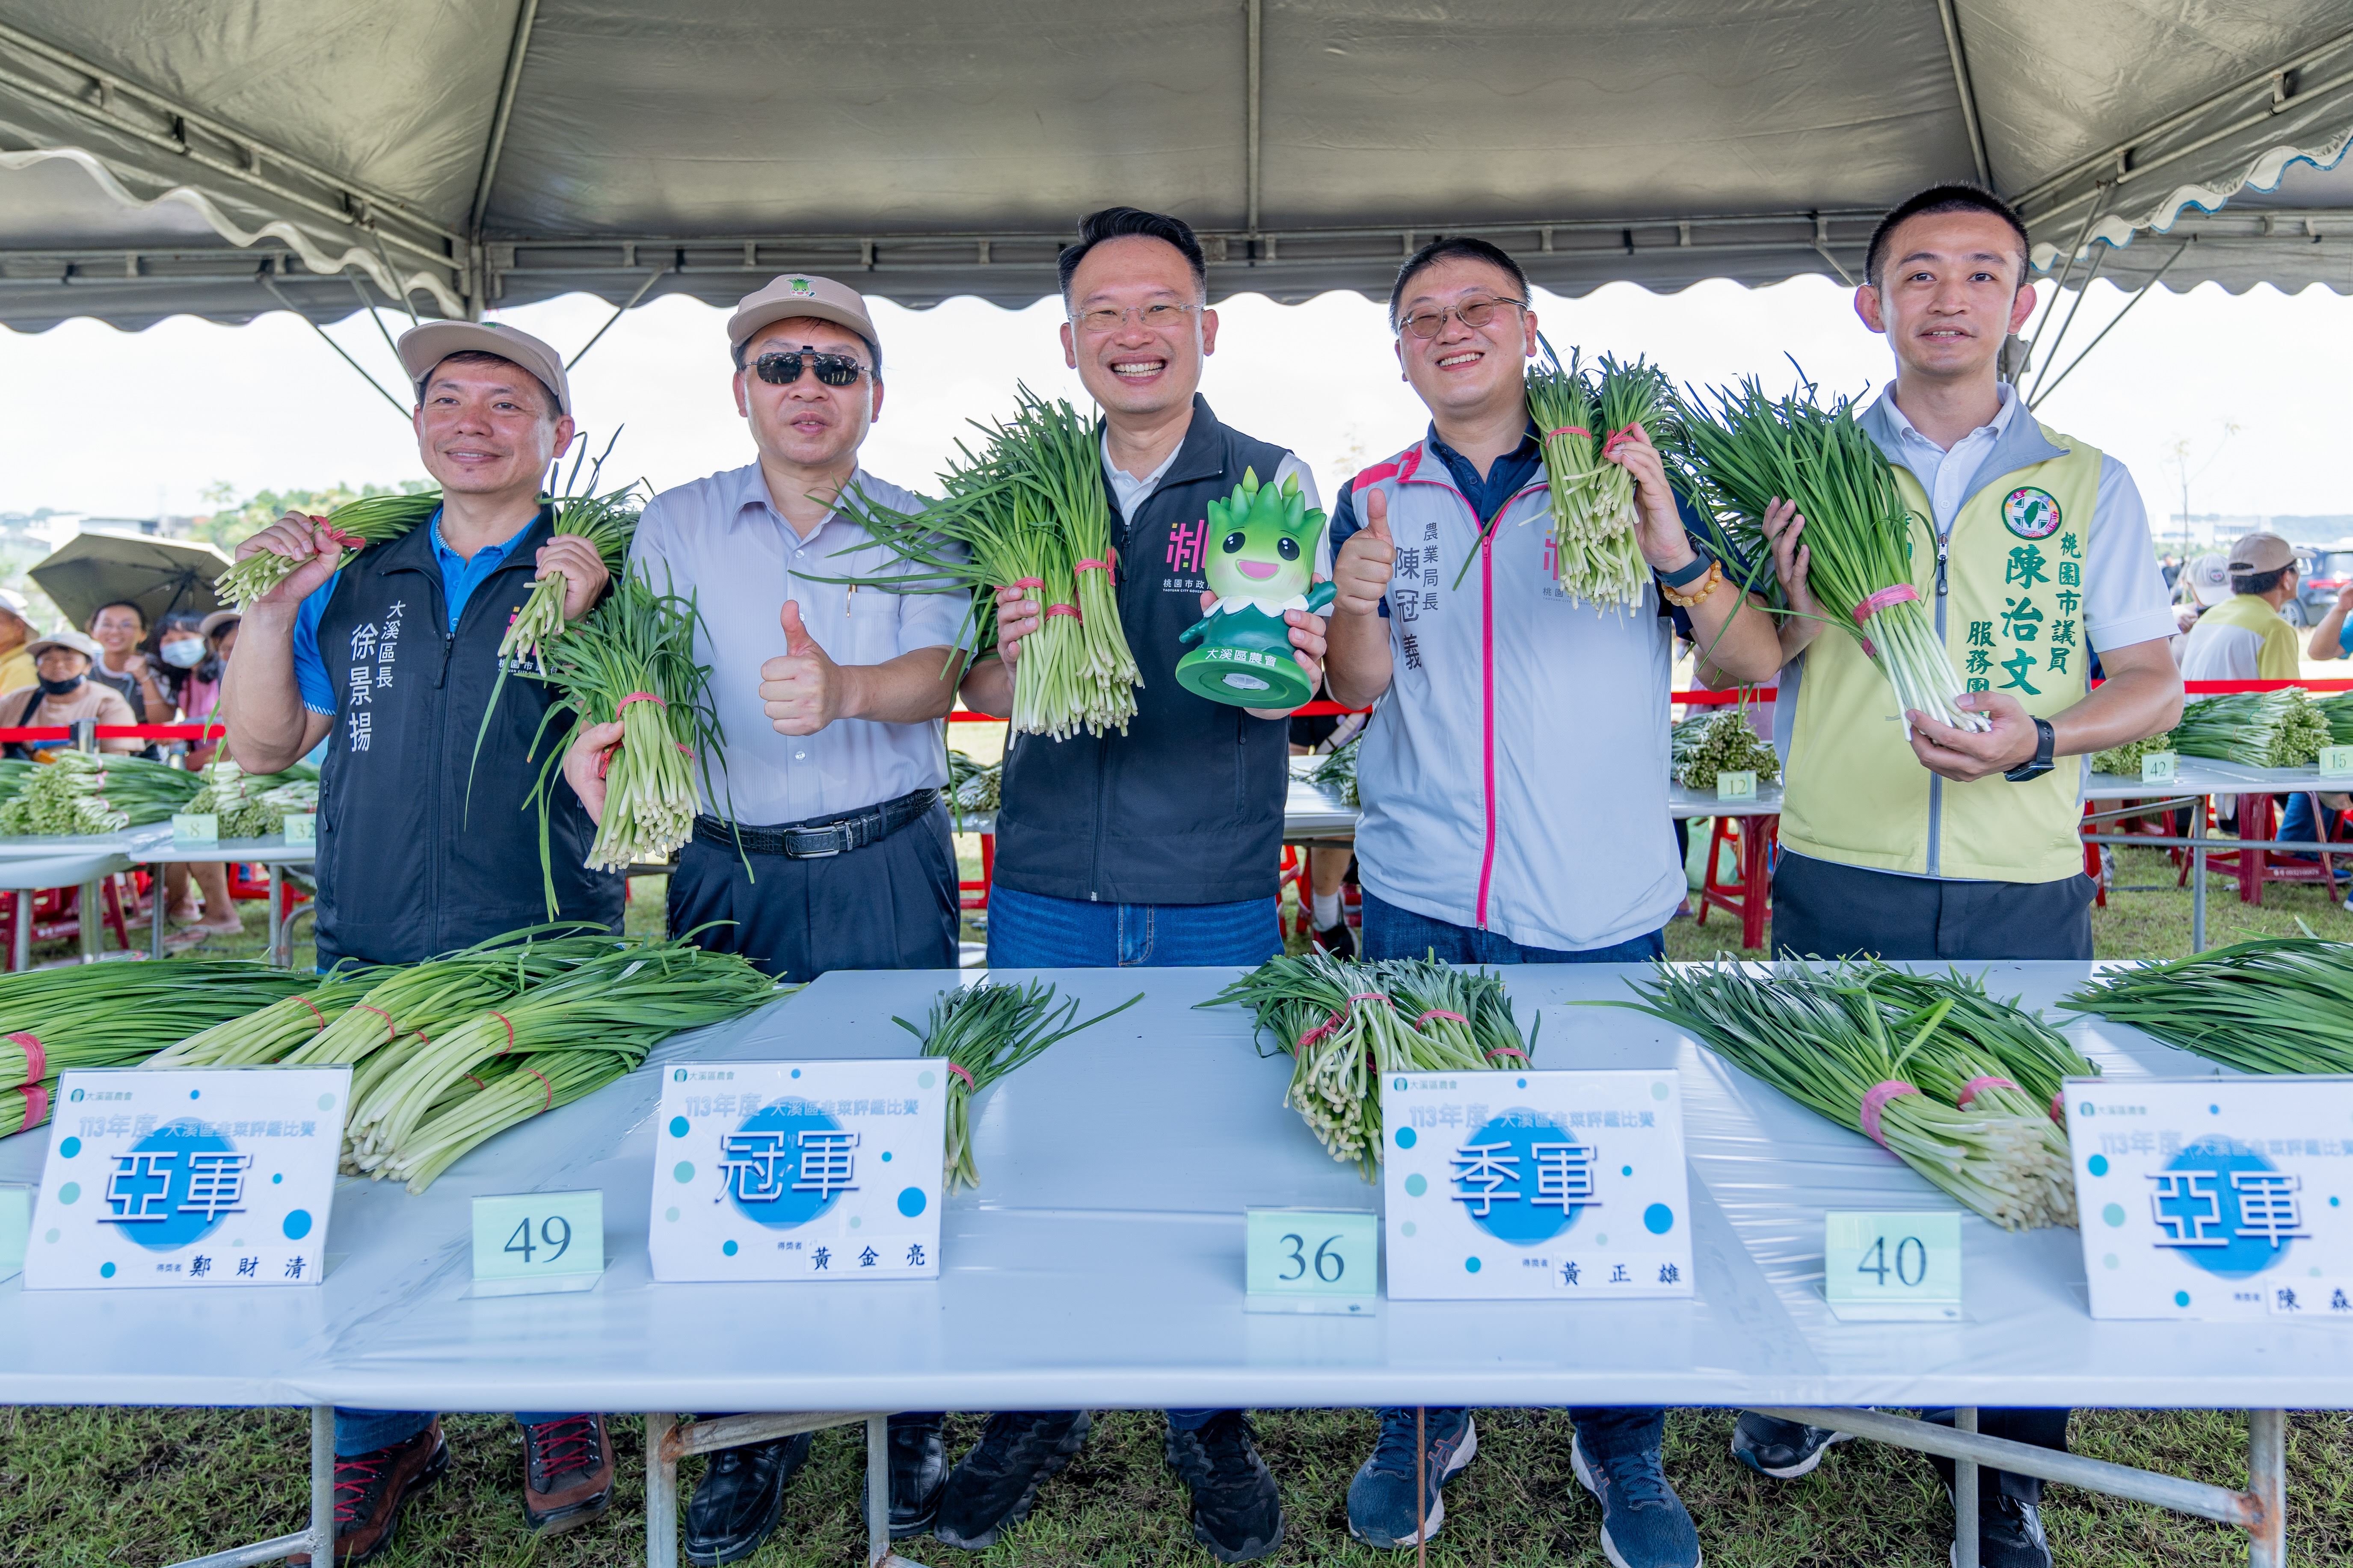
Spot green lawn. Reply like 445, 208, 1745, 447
4, 846, 2348, 1565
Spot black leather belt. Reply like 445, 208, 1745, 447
694, 787, 939, 860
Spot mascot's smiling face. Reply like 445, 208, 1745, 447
1205, 468, 1323, 607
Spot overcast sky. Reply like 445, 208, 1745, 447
4, 272, 2347, 544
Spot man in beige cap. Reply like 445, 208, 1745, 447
222, 318, 622, 1563
0, 630, 139, 757
2179, 531, 2303, 681
561, 274, 967, 1565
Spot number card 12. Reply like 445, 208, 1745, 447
472, 1190, 603, 1296
1245, 1209, 1376, 1315
1823, 1211, 1962, 1321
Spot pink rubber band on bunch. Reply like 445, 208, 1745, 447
946, 1062, 975, 1089
2050, 1092, 2066, 1125
617, 692, 667, 711
358, 1004, 396, 1043
1546, 426, 1591, 439
318, 521, 367, 551
18, 1082, 47, 1132
1852, 584, 1920, 624
1601, 424, 1641, 459
527, 1068, 553, 1112
490, 1011, 516, 1056
1859, 1079, 1920, 1148
1044, 604, 1082, 620
1485, 1046, 1529, 1062
1012, 577, 1046, 590
1074, 555, 1118, 584
1955, 1074, 2017, 1109
1298, 1010, 1347, 1050
7, 1032, 42, 1083
295, 996, 328, 1032
1413, 1009, 1469, 1029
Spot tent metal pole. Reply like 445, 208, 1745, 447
261, 277, 409, 418
566, 264, 670, 372
1245, 0, 1263, 238
2029, 241, 2189, 409
350, 277, 403, 365
1935, 0, 1991, 189
2023, 241, 2109, 405
2023, 199, 2107, 356
471, 0, 544, 241
366, 228, 422, 328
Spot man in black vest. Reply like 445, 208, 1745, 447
221, 321, 621, 1564
948, 207, 1327, 1566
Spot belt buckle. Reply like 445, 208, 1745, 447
790, 822, 852, 858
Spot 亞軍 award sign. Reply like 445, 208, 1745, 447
26, 1067, 350, 1290
650, 1060, 945, 1283
1381, 1068, 1695, 1300
2066, 1076, 2353, 1321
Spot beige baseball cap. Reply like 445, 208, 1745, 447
27, 630, 101, 664
396, 320, 573, 417
727, 274, 881, 359
2227, 531, 2297, 574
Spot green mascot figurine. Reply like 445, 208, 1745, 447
1176, 468, 1335, 708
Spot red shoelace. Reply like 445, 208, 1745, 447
526, 1415, 602, 1484
331, 1453, 388, 1524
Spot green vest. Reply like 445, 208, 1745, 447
1781, 415, 2104, 883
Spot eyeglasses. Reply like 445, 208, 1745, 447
751, 349, 871, 388
1396, 296, 1528, 340
1069, 302, 1201, 335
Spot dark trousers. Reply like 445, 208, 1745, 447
1770, 851, 2094, 962
1359, 893, 1670, 1453
668, 803, 959, 982
1771, 851, 2079, 1498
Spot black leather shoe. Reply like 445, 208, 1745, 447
863, 1414, 946, 1540
932, 1410, 1091, 1550
683, 1432, 813, 1567
1165, 1411, 1284, 1564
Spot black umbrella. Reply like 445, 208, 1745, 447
29, 529, 232, 633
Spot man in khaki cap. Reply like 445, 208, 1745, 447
562, 275, 968, 1565
2179, 530, 2303, 681
222, 318, 622, 1563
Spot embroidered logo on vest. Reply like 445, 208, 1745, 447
2002, 486, 2063, 540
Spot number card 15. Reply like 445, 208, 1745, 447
1823, 1210, 1962, 1321
1245, 1209, 1376, 1316
472, 1190, 603, 1296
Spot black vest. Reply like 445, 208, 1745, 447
311, 509, 622, 965
994, 397, 1297, 905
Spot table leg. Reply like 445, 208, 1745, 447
311, 1404, 335, 1562
1953, 1407, 1979, 1568
12, 890, 27, 973
151, 869, 166, 960
2192, 801, 2209, 953
77, 878, 100, 963
267, 867, 285, 968
1742, 815, 1772, 951
2247, 1409, 2285, 1568
645, 1414, 679, 1568
867, 1414, 890, 1566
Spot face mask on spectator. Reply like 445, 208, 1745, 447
160, 637, 204, 668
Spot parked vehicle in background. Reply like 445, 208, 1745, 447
2294, 543, 2353, 628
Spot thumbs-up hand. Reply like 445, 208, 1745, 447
1332, 487, 1396, 619
761, 600, 853, 736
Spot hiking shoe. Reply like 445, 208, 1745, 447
1573, 1432, 1701, 1568
684, 1431, 813, 1566
521, 1413, 614, 1535
1949, 1492, 2051, 1568
1312, 917, 1358, 959
1165, 1411, 1283, 1564
287, 1420, 449, 1565
933, 1410, 1091, 1550
1346, 1406, 1478, 1547
1730, 1411, 1854, 1479
862, 1414, 947, 1540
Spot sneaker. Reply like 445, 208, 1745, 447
1346, 1407, 1478, 1547
863, 1414, 946, 1540
933, 1410, 1091, 1550
1730, 1411, 1855, 1479
1164, 1411, 1283, 1564
684, 1432, 813, 1566
520, 1413, 614, 1535
287, 1420, 450, 1565
1572, 1433, 1701, 1568
1312, 918, 1358, 959
1949, 1492, 2051, 1568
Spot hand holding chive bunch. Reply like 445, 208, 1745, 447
1521, 349, 1671, 610
216, 492, 444, 610
1668, 374, 1984, 732
2063, 937, 2353, 1075
1204, 953, 1537, 1180
499, 486, 644, 670
895, 979, 1142, 1191
1606, 960, 2075, 1229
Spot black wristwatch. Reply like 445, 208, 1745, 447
2004, 717, 2056, 783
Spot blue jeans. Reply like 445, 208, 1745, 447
2279, 791, 2340, 863
987, 885, 1278, 1435
336, 1407, 581, 1456
1359, 892, 1668, 1451
1360, 891, 1667, 967
985, 885, 1282, 968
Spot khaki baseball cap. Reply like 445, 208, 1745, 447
2227, 531, 2297, 574
27, 630, 101, 663
727, 274, 881, 359
396, 320, 573, 417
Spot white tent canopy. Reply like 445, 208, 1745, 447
1, 2, 2350, 334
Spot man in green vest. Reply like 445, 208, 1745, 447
1734, 184, 2182, 1568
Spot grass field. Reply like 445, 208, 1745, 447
3, 843, 2348, 1565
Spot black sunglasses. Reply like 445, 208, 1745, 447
752, 348, 871, 388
